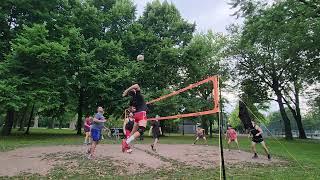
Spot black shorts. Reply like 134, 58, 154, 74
152, 133, 160, 139
252, 138, 263, 143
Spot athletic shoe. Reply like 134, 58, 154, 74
252, 154, 258, 159
267, 154, 271, 160
126, 148, 133, 153
151, 144, 156, 151
88, 154, 95, 160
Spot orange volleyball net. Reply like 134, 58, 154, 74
146, 76, 220, 121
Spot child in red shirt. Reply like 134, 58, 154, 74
225, 125, 240, 152
84, 116, 92, 144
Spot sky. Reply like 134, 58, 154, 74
132, 0, 309, 115
133, 0, 241, 33
133, 0, 242, 113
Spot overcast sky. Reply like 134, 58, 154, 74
132, 0, 310, 115
133, 0, 241, 33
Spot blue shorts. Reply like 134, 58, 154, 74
91, 128, 101, 142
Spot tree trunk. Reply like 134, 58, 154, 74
201, 118, 208, 135
59, 119, 63, 129
47, 118, 54, 129
209, 119, 213, 138
69, 114, 77, 129
18, 106, 28, 131
1, 110, 14, 136
293, 84, 306, 139
13, 113, 18, 129
182, 119, 184, 136
25, 104, 35, 135
77, 87, 84, 135
276, 93, 293, 140
33, 116, 39, 128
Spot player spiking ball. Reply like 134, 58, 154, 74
122, 84, 148, 153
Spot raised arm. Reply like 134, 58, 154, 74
122, 84, 141, 97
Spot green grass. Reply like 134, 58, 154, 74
1, 128, 320, 179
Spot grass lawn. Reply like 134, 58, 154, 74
0, 128, 319, 179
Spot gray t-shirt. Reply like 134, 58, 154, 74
91, 113, 105, 130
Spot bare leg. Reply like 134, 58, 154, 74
227, 139, 231, 151
234, 139, 240, 152
90, 141, 97, 159
261, 141, 270, 155
151, 138, 158, 151
203, 137, 208, 146
193, 137, 199, 145
84, 132, 89, 144
130, 123, 139, 136
251, 141, 258, 158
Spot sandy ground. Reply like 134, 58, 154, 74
0, 144, 280, 177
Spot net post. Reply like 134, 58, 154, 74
214, 76, 226, 180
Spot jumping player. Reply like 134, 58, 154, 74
84, 115, 92, 145
193, 125, 208, 146
250, 121, 271, 160
225, 125, 240, 152
123, 110, 135, 139
122, 84, 148, 153
149, 115, 162, 151
88, 107, 106, 159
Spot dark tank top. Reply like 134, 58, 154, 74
250, 127, 263, 140
125, 118, 134, 131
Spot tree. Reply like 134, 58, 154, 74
181, 31, 228, 135
229, 0, 320, 139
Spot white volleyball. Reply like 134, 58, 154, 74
137, 54, 144, 61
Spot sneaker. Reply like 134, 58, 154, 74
267, 154, 271, 160
252, 154, 258, 159
126, 148, 133, 153
88, 154, 95, 160
122, 139, 128, 152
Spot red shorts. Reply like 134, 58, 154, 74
134, 111, 147, 122
134, 111, 147, 127
125, 129, 131, 139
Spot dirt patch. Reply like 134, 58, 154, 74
136, 144, 280, 169
0, 144, 281, 177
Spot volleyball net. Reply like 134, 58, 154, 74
146, 76, 220, 121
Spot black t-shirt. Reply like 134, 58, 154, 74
129, 90, 147, 112
151, 121, 160, 135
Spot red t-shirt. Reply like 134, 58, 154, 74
227, 129, 237, 140
84, 118, 91, 128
